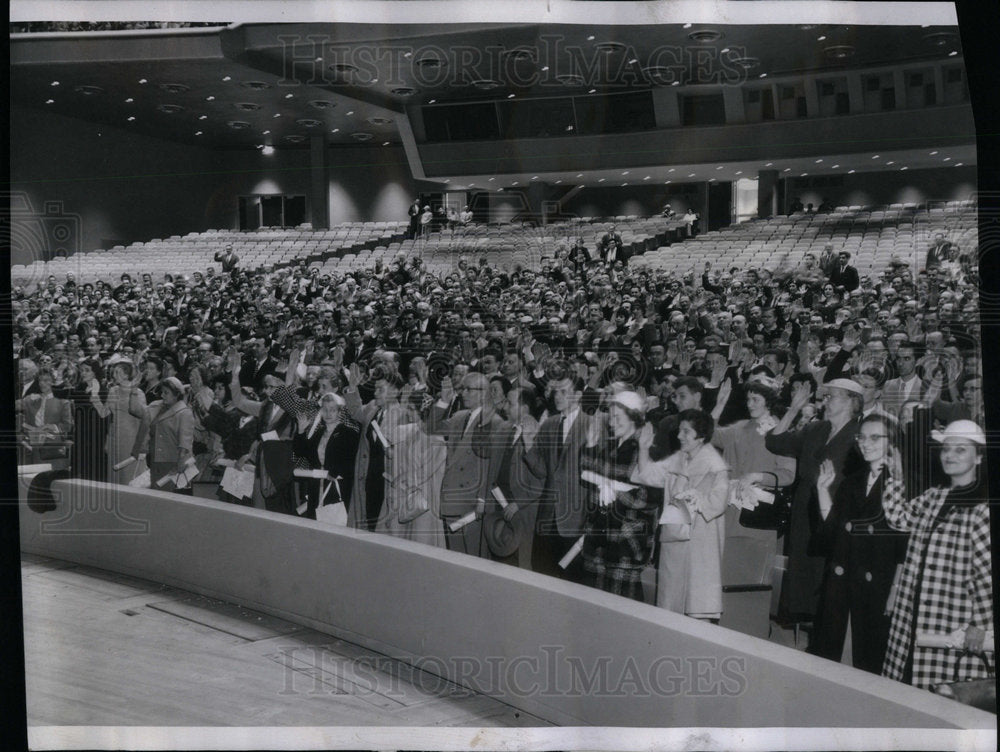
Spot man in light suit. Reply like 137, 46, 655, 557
881, 342, 924, 422
523, 376, 591, 582
426, 372, 509, 556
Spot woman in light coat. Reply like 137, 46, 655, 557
645, 408, 729, 622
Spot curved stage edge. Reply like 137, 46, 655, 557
18, 479, 997, 730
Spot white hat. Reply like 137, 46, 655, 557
610, 390, 645, 414
823, 378, 865, 397
931, 420, 986, 446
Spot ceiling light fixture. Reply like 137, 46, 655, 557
125, 98, 134, 103
206, 95, 215, 101
45, 99, 55, 104
687, 29, 723, 43
50, 81, 59, 86
222, 76, 231, 82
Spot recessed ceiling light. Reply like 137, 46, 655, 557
315, 56, 323, 63
955, 162, 963, 166
668, 168, 675, 172
222, 76, 231, 82
825, 45, 855, 60
368, 116, 392, 125
206, 96, 215, 101
759, 73, 768, 78
351, 132, 373, 141
682, 23, 692, 29
125, 97, 134, 103
346, 111, 354, 116
588, 89, 597, 94
383, 141, 390, 146
262, 145, 275, 154
555, 180, 562, 184
735, 171, 742, 175
688, 173, 696, 177
199, 115, 208, 120
671, 81, 680, 86
263, 130, 270, 135
720, 48, 729, 54
508, 94, 516, 99
622, 182, 629, 186
241, 81, 271, 91
531, 176, 538, 180
943, 157, 951, 161
285, 93, 294, 99
227, 120, 250, 130
331, 128, 339, 133
50, 81, 59, 86
716, 166, 723, 170
576, 174, 583, 178
817, 35, 827, 41
643, 176, 651, 180
815, 159, 823, 163
489, 177, 495, 181
195, 131, 202, 136
428, 99, 437, 104
541, 66, 550, 72
138, 78, 148, 84
832, 164, 839, 169
627, 58, 638, 65
403, 51, 412, 58
273, 113, 281, 118
127, 116, 136, 121
783, 168, 791, 172
765, 162, 773, 167
732, 57, 760, 70
587, 35, 596, 41
234, 102, 262, 111
848, 169, 855, 174
872, 155, 880, 159
708, 178, 715, 182
800, 173, 808, 177
948, 51, 958, 57
665, 180, 671, 184
900, 166, 908, 170
886, 161, 895, 165
371, 79, 379, 84
622, 171, 630, 175
45, 99, 55, 104
512, 181, 519, 185
329, 63, 359, 74
687, 29, 723, 43
472, 79, 502, 91
598, 178, 605, 182
930, 150, 938, 155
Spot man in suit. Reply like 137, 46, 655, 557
599, 225, 626, 268
828, 251, 860, 293
240, 337, 278, 392
925, 233, 954, 270
213, 244, 240, 276
522, 376, 591, 582
881, 342, 924, 422
426, 372, 509, 556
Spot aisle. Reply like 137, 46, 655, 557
21, 553, 548, 728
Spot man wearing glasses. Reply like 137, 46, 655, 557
427, 372, 509, 557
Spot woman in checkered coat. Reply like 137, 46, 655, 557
579, 391, 663, 602
880, 420, 993, 689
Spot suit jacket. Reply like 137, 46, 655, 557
240, 355, 278, 391
21, 392, 74, 442
882, 374, 923, 419
426, 405, 509, 517
523, 410, 592, 537
828, 263, 860, 292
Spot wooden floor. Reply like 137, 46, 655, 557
21, 553, 550, 727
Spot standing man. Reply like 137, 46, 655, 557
407, 197, 423, 239
828, 251, 860, 293
426, 372, 509, 556
523, 376, 592, 582
214, 244, 240, 277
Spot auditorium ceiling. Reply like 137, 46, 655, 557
11, 21, 973, 184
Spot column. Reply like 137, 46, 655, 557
309, 135, 329, 230
757, 169, 779, 218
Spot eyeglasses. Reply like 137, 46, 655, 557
458, 386, 484, 392
856, 434, 887, 444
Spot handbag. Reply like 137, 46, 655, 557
932, 652, 996, 714
398, 486, 430, 524
739, 471, 793, 536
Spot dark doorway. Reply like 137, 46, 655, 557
707, 182, 733, 232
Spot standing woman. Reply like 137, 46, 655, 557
294, 392, 361, 518
810, 413, 909, 673
579, 391, 663, 602
652, 408, 729, 622
880, 420, 993, 689
140, 377, 195, 492
72, 359, 110, 482
95, 356, 149, 484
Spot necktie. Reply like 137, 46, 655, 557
35, 395, 48, 427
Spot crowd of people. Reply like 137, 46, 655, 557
13, 224, 991, 696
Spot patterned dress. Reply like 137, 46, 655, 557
881, 478, 993, 688
580, 437, 662, 601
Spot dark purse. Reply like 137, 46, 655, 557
932, 652, 996, 714
739, 471, 794, 536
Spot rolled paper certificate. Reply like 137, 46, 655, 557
113, 456, 137, 471
449, 510, 477, 532
155, 474, 174, 488
490, 486, 509, 509
559, 536, 585, 570
260, 430, 280, 442
916, 629, 994, 650
296, 502, 308, 516
751, 486, 775, 505
215, 458, 236, 468
581, 469, 636, 493
293, 468, 330, 478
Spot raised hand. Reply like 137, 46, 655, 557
842, 326, 861, 351
716, 377, 733, 409
789, 380, 812, 412
816, 459, 836, 490
439, 375, 455, 405
347, 362, 362, 389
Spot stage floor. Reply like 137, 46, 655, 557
20, 553, 549, 727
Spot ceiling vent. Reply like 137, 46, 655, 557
640, 66, 676, 83
309, 99, 336, 110
415, 57, 445, 69
74, 84, 105, 95
501, 48, 535, 62
367, 116, 392, 125
731, 56, 760, 70
328, 63, 359, 74
158, 83, 189, 94
233, 102, 261, 111
391, 87, 417, 96
471, 79, 502, 90
227, 120, 251, 130
555, 74, 585, 86
923, 32, 958, 47
284, 134, 307, 143
240, 80, 271, 90
824, 45, 855, 60
594, 41, 627, 54
156, 104, 185, 114
296, 118, 322, 128
351, 132, 373, 141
